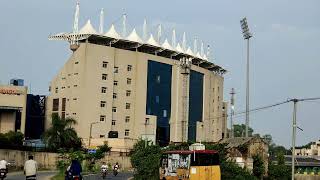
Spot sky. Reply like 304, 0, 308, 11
0, 0, 319, 147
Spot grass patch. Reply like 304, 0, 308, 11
51, 172, 65, 180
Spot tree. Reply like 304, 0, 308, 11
267, 153, 291, 180
253, 155, 265, 179
262, 134, 273, 145
43, 114, 82, 150
205, 143, 257, 180
130, 139, 162, 180
234, 124, 254, 137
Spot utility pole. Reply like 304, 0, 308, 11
240, 17, 253, 137
291, 99, 298, 180
230, 88, 235, 138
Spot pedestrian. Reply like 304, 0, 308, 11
0, 159, 8, 173
24, 155, 37, 180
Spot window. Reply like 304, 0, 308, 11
102, 61, 108, 68
114, 67, 119, 73
113, 93, 117, 99
100, 101, 106, 108
127, 65, 132, 71
49, 86, 51, 92
125, 116, 130, 123
112, 107, 117, 112
74, 85, 78, 87
145, 118, 150, 125
61, 112, 66, 120
62, 77, 66, 80
52, 98, 59, 111
75, 61, 79, 64
112, 120, 116, 126
114, 81, 118, 86
126, 90, 131, 97
126, 103, 131, 109
73, 98, 77, 100
74, 73, 78, 75
100, 135, 105, 138
163, 110, 167, 118
218, 96, 220, 101
62, 98, 66, 111
101, 87, 107, 93
125, 129, 130, 136
155, 96, 159, 103
102, 74, 108, 80
61, 87, 65, 89
55, 87, 58, 93
127, 78, 132, 85
72, 113, 77, 115
100, 115, 106, 122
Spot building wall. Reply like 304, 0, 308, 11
0, 85, 27, 134
46, 42, 225, 148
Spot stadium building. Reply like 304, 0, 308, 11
46, 3, 227, 149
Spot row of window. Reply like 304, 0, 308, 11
102, 74, 132, 85
100, 102, 131, 110
100, 115, 131, 123
102, 62, 133, 72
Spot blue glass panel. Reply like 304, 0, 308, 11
146, 60, 172, 145
188, 70, 204, 142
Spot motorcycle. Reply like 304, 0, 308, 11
101, 168, 107, 179
72, 175, 80, 180
0, 169, 7, 180
113, 166, 118, 176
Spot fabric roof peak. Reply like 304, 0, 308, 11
127, 28, 143, 43
147, 34, 160, 47
79, 20, 97, 34
104, 24, 121, 39
162, 38, 173, 50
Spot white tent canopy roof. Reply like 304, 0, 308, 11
147, 34, 160, 47
126, 28, 143, 43
186, 47, 194, 56
176, 43, 184, 53
196, 52, 203, 59
79, 20, 97, 34
162, 38, 173, 50
104, 24, 121, 39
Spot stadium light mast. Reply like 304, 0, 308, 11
240, 17, 253, 138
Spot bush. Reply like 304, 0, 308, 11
0, 131, 24, 147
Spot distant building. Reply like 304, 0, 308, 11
296, 140, 320, 157
220, 137, 269, 174
0, 80, 45, 139
0, 84, 27, 134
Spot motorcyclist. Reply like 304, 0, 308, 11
66, 159, 82, 180
113, 162, 119, 176
0, 159, 8, 173
100, 162, 108, 178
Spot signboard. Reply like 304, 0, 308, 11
0, 89, 23, 95
88, 149, 97, 154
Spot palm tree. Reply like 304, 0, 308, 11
43, 114, 82, 150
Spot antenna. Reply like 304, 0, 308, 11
70, 1, 80, 51
182, 32, 187, 51
143, 18, 147, 41
157, 24, 162, 43
172, 29, 176, 48
99, 8, 104, 34
193, 37, 198, 54
122, 12, 127, 37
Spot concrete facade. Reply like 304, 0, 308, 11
0, 85, 27, 134
46, 42, 226, 149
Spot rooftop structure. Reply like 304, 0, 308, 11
49, 2, 226, 75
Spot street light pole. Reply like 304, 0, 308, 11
88, 122, 99, 147
240, 17, 253, 138
291, 99, 298, 180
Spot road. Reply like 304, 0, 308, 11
6, 171, 56, 180
6, 171, 133, 180
83, 172, 133, 180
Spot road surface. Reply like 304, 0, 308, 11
84, 172, 133, 180
6, 171, 56, 180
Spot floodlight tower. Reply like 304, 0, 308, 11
240, 17, 253, 138
180, 57, 192, 142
